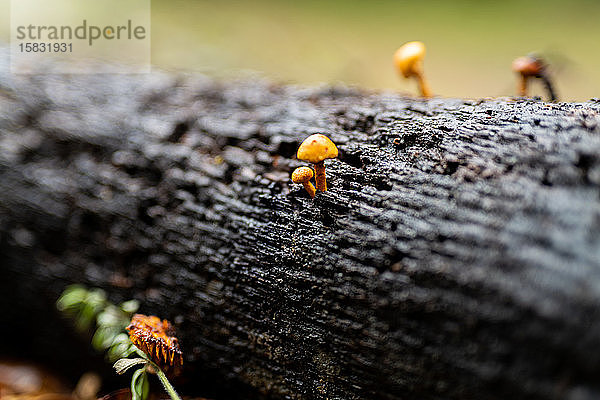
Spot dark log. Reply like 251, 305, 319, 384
1, 55, 600, 399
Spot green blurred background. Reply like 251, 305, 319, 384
2, 0, 599, 100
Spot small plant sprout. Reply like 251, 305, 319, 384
292, 167, 316, 198
114, 314, 184, 400
394, 41, 432, 98
512, 54, 557, 101
57, 286, 184, 400
296, 134, 338, 192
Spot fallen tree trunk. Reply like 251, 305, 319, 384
1, 57, 600, 399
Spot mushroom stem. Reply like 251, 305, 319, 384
518, 76, 528, 97
302, 181, 316, 198
539, 74, 557, 102
314, 161, 327, 191
415, 72, 432, 98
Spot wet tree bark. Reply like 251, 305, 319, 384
1, 60, 600, 399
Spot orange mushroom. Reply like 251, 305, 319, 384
394, 41, 432, 98
296, 134, 338, 192
512, 55, 557, 101
292, 167, 316, 198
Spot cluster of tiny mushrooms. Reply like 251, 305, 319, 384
292, 134, 339, 198
291, 42, 557, 196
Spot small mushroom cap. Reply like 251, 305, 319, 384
297, 134, 339, 164
512, 56, 544, 77
292, 166, 314, 183
394, 41, 426, 78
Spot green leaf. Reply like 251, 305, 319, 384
75, 302, 98, 331
85, 289, 107, 308
107, 339, 134, 362
96, 308, 122, 327
131, 367, 149, 400
113, 358, 148, 375
120, 299, 140, 314
56, 285, 87, 312
111, 333, 131, 346
92, 326, 120, 351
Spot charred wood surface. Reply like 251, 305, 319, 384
1, 58, 600, 399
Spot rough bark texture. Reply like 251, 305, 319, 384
1, 55, 600, 399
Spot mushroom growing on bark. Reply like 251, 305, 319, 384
292, 167, 316, 198
394, 41, 432, 98
296, 134, 338, 192
512, 54, 557, 101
